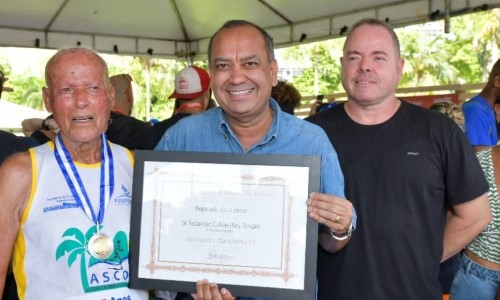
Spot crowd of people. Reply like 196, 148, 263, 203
0, 17, 499, 300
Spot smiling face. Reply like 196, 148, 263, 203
341, 24, 404, 107
209, 25, 278, 124
43, 49, 114, 146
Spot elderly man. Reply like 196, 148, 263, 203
0, 48, 148, 299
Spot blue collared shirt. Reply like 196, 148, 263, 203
155, 99, 346, 199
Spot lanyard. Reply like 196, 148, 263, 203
54, 133, 114, 227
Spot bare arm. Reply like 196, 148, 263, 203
442, 192, 491, 262
307, 192, 354, 253
0, 152, 32, 295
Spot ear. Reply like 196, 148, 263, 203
108, 84, 116, 109
494, 102, 500, 115
42, 87, 52, 113
494, 74, 500, 88
270, 59, 279, 87
396, 58, 405, 81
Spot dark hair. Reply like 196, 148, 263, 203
0, 66, 4, 98
207, 20, 275, 67
346, 18, 401, 58
271, 80, 301, 114
429, 101, 464, 130
489, 59, 500, 83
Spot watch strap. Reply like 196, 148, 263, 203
329, 222, 353, 241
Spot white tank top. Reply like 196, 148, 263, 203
12, 141, 148, 300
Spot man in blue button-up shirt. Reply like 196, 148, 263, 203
155, 19, 355, 300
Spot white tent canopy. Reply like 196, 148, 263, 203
1, 0, 499, 60
0, 100, 49, 130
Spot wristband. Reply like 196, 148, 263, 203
42, 116, 54, 130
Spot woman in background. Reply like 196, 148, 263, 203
449, 145, 500, 299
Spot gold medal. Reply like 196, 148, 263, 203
88, 232, 114, 259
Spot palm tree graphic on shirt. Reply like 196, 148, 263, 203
55, 226, 129, 293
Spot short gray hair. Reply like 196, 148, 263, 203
346, 18, 401, 58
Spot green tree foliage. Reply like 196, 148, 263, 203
398, 9, 499, 86
457, 8, 500, 79
0, 49, 50, 110
1, 50, 193, 121
105, 56, 207, 121
279, 9, 499, 94
281, 40, 343, 96
399, 29, 459, 86
8, 75, 46, 110
104, 54, 183, 121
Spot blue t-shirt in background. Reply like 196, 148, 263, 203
462, 95, 497, 146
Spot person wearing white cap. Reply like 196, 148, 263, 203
152, 65, 211, 146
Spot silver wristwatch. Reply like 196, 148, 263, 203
329, 222, 353, 241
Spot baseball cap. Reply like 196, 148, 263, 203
169, 66, 210, 100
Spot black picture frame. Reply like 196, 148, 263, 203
129, 150, 320, 300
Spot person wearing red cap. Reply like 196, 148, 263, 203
152, 65, 212, 146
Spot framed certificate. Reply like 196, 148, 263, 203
129, 150, 320, 300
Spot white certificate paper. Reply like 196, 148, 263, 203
130, 151, 320, 300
